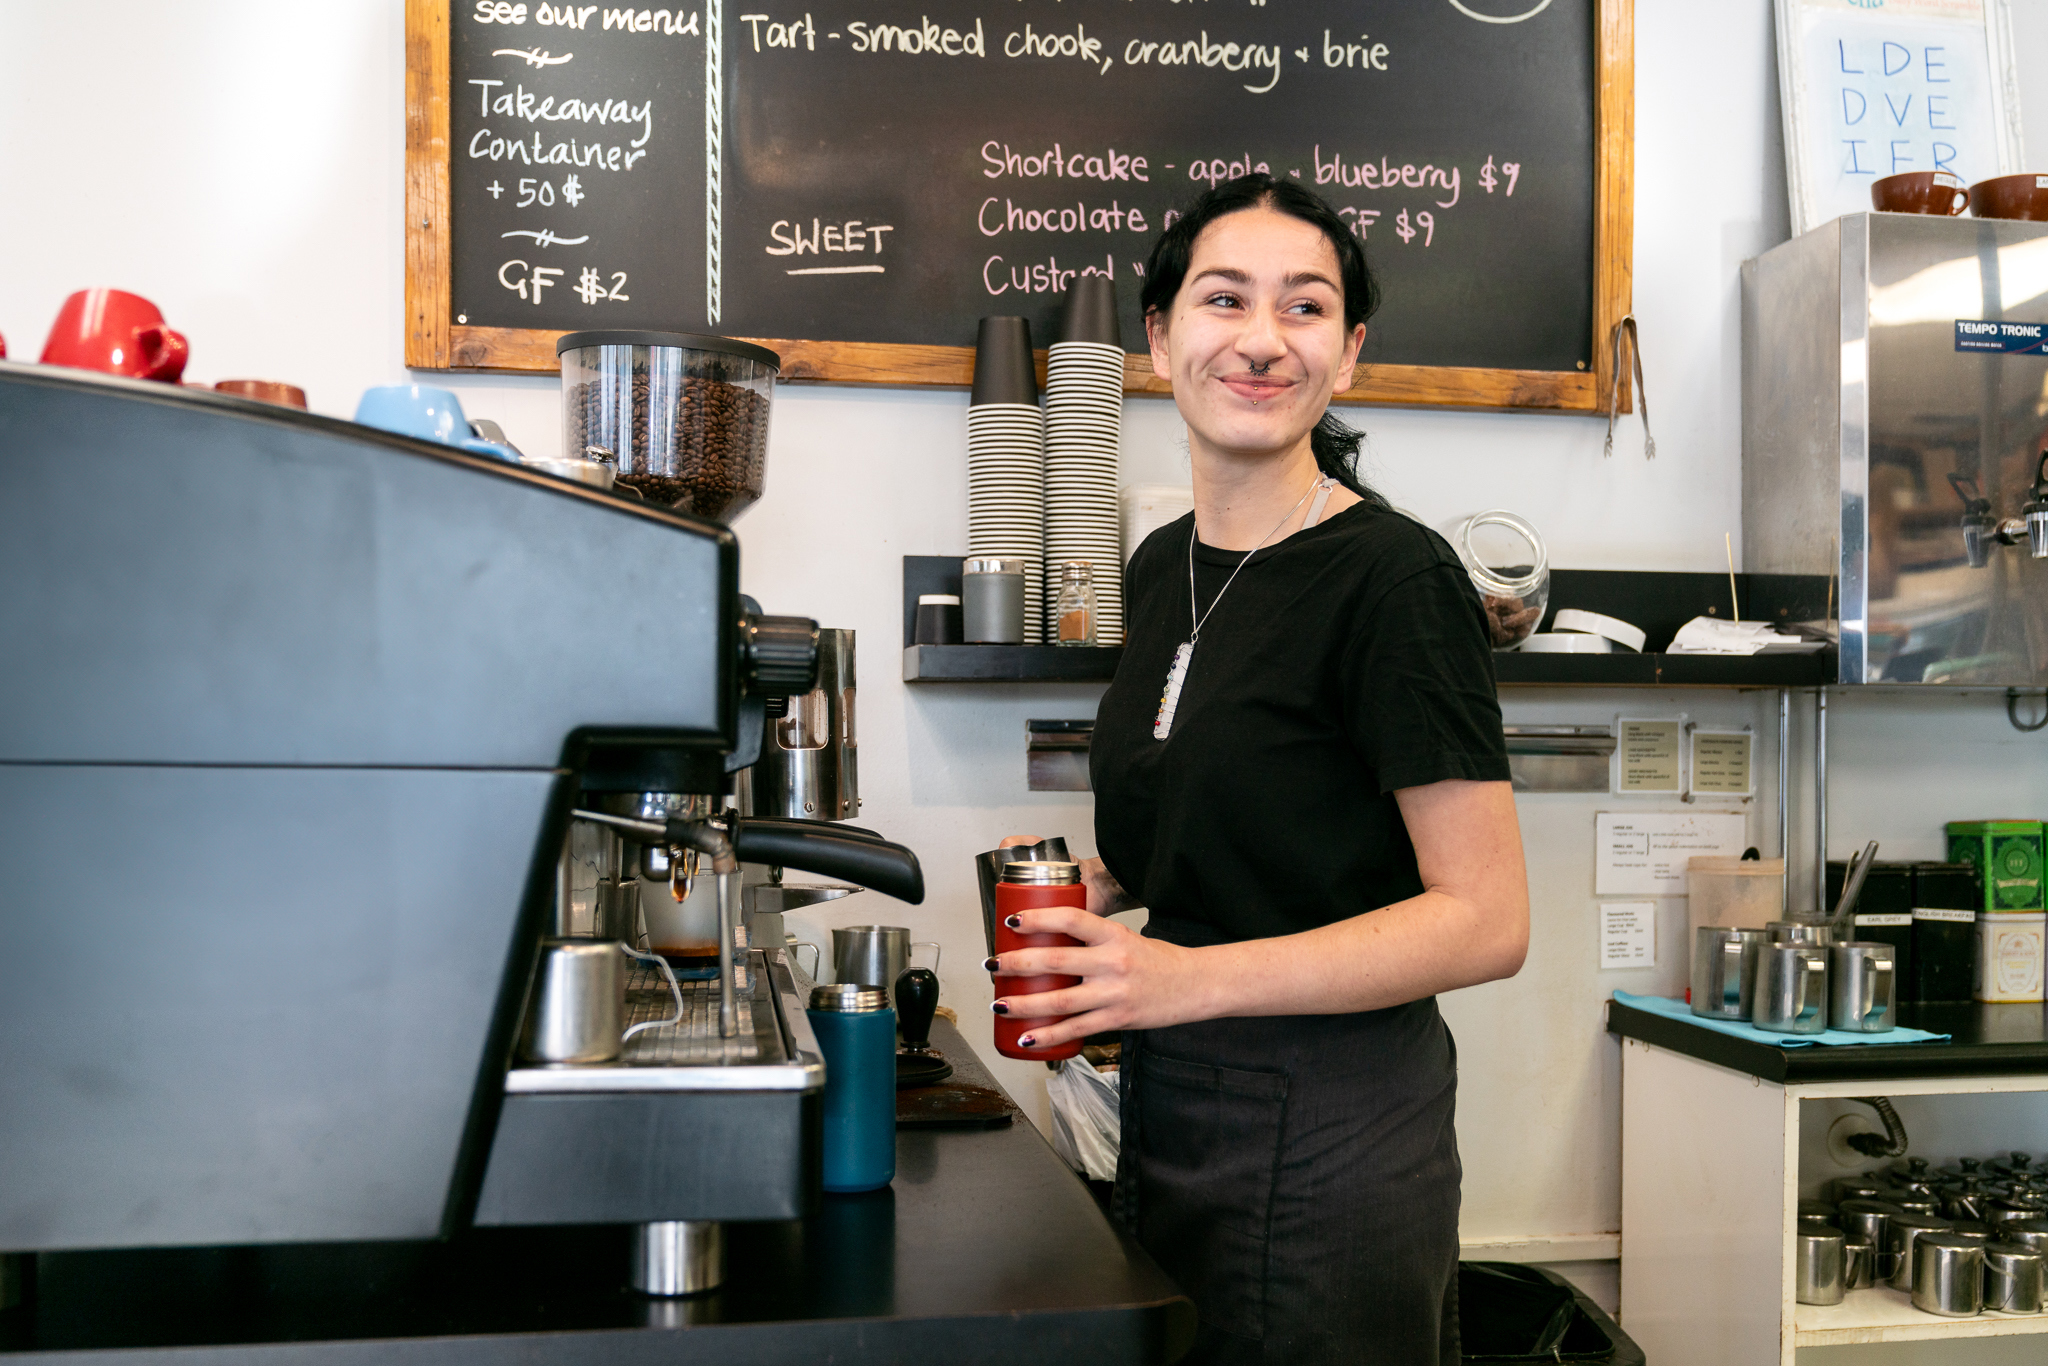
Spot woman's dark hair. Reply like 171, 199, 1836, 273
1139, 174, 1389, 510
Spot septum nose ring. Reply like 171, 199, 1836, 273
1248, 359, 1271, 376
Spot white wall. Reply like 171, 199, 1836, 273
7, 0, 2048, 1304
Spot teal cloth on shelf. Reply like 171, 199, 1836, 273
1612, 990, 1951, 1047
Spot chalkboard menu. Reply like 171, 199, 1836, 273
407, 0, 1634, 412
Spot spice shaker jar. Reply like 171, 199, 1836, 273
1054, 562, 1098, 646
991, 861, 1085, 1061
807, 983, 896, 1192
963, 556, 1027, 644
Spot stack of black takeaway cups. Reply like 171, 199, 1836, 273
966, 317, 1047, 643
1042, 276, 1125, 644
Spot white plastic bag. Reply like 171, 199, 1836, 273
1045, 1055, 1121, 1181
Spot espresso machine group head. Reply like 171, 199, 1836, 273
0, 362, 922, 1298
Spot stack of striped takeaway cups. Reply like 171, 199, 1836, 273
966, 317, 1046, 643
1042, 275, 1126, 644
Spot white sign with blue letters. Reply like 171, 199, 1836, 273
1776, 0, 2026, 234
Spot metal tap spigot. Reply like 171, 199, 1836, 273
2024, 450, 2048, 560
1950, 472, 1999, 568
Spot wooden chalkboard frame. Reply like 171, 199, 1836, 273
405, 0, 1633, 414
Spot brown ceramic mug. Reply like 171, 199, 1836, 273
1871, 171, 1969, 216
1968, 174, 2048, 222
214, 379, 308, 408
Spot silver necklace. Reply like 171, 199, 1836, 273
1154, 474, 1327, 740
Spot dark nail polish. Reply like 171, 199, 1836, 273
1018, 1034, 1037, 1048
991, 1001, 1009, 1016
983, 956, 1000, 971
1004, 915, 1022, 930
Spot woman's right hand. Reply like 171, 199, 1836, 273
998, 837, 1139, 916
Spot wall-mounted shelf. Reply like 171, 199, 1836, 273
904, 645, 1121, 683
902, 556, 1122, 684
900, 561, 1839, 688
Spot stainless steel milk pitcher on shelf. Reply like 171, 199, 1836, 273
1691, 926, 1768, 1020
1829, 941, 1897, 1034
1753, 944, 1830, 1034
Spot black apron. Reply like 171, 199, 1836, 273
1114, 960, 1462, 1365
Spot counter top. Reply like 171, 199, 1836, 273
0, 1019, 1193, 1365
1607, 997, 2048, 1084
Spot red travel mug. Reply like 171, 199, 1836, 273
992, 861, 1085, 1060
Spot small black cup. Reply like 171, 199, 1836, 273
971, 317, 1037, 405
913, 595, 963, 645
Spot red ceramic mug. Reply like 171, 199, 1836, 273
40, 289, 189, 382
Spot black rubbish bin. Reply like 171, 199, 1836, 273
1458, 1262, 1645, 1364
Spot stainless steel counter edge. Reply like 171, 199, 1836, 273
505, 949, 825, 1094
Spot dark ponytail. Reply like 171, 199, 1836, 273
1140, 174, 1391, 513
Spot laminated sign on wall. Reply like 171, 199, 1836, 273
1775, 0, 2026, 234
1596, 811, 1748, 896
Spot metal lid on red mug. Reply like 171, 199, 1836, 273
1000, 860, 1080, 885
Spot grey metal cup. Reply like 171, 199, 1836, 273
1886, 1214, 1956, 1292
1999, 1218, 2048, 1253
831, 924, 938, 1011
1829, 941, 1897, 1033
1911, 1234, 1985, 1316
1769, 919, 1834, 947
962, 558, 1027, 644
520, 938, 623, 1064
1984, 1241, 2048, 1314
1843, 1239, 1874, 1289
1692, 926, 1768, 1020
1796, 1228, 1847, 1305
1838, 1199, 1904, 1277
973, 837, 1072, 955
1832, 1175, 1887, 1204
1752, 944, 1830, 1034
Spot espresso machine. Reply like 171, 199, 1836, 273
0, 361, 922, 1302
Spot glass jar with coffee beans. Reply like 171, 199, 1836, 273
557, 331, 779, 524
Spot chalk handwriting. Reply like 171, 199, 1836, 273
1005, 23, 1109, 74
503, 227, 593, 247
1478, 155, 1520, 196
742, 12, 816, 49
494, 47, 576, 67
978, 198, 1149, 236
1322, 31, 1388, 69
1314, 146, 1462, 207
574, 267, 631, 302
498, 259, 566, 302
764, 218, 896, 255
981, 142, 1149, 183
842, 17, 986, 56
1121, 32, 1281, 93
981, 253, 1116, 297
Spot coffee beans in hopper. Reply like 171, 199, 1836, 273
567, 371, 770, 522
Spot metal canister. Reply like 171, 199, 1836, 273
1885, 1213, 1954, 1292
1691, 926, 1769, 1020
961, 556, 1028, 644
1894, 1193, 1943, 1219
1752, 943, 1830, 1034
807, 983, 897, 1194
1837, 1199, 1905, 1279
1769, 919, 1834, 947
1798, 1199, 1838, 1228
1832, 1175, 1887, 1204
1988, 1193, 2048, 1226
1844, 1239, 1875, 1289
1911, 1233, 1984, 1317
1940, 1181, 1987, 1221
1796, 1227, 1847, 1305
1983, 1241, 2048, 1314
1998, 1217, 2048, 1253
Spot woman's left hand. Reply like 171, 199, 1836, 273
987, 905, 1210, 1051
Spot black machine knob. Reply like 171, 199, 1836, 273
740, 612, 820, 697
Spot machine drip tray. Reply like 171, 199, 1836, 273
505, 952, 822, 1094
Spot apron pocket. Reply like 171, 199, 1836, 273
1133, 1045, 1290, 1341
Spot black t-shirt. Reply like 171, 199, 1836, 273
1091, 500, 1510, 947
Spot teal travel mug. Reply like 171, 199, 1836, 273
808, 983, 896, 1193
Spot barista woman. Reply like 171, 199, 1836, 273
992, 175, 1529, 1365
